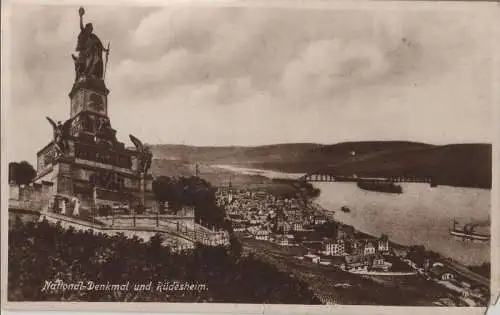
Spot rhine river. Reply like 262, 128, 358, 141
214, 165, 491, 266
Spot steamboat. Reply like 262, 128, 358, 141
449, 219, 490, 241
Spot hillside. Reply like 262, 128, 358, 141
150, 142, 492, 189
149, 143, 322, 165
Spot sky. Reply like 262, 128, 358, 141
5, 2, 497, 165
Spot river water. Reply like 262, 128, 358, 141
215, 165, 491, 266
314, 182, 490, 266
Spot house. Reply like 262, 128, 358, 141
276, 235, 289, 246
377, 234, 389, 252
247, 226, 257, 234
250, 218, 260, 225
293, 222, 303, 231
336, 229, 347, 240
285, 234, 295, 246
305, 214, 315, 224
441, 272, 455, 281
313, 215, 327, 225
276, 218, 291, 232
228, 214, 246, 222
342, 254, 369, 271
324, 239, 345, 256
370, 253, 392, 271
232, 223, 247, 232
304, 253, 320, 264
364, 242, 376, 255
254, 229, 270, 241
429, 266, 456, 281
344, 239, 362, 255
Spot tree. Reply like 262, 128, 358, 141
228, 235, 243, 259
406, 245, 427, 267
8, 221, 322, 303
9, 161, 36, 185
135, 203, 145, 215
97, 205, 111, 217
152, 176, 226, 229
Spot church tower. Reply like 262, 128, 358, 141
34, 7, 154, 216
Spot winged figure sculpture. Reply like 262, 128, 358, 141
46, 117, 74, 154
129, 134, 152, 174
129, 134, 144, 152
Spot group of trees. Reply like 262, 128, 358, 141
405, 245, 429, 268
152, 176, 227, 230
312, 221, 339, 238
268, 179, 321, 201
9, 161, 36, 186
8, 218, 320, 304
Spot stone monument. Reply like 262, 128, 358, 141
33, 7, 154, 215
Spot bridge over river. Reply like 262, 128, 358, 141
301, 173, 435, 185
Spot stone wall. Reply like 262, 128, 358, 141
9, 182, 53, 211
41, 212, 195, 247
9, 185, 20, 200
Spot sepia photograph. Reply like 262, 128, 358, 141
1, 0, 498, 312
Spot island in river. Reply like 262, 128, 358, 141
357, 180, 403, 194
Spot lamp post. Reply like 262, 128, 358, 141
92, 185, 97, 226
156, 203, 159, 228
133, 202, 136, 228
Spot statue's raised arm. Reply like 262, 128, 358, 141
79, 7, 85, 31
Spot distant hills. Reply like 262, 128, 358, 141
149, 141, 492, 189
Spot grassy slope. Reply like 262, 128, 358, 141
150, 142, 492, 189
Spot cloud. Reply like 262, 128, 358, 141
113, 49, 205, 88
132, 7, 218, 52
281, 39, 390, 102
117, 7, 436, 108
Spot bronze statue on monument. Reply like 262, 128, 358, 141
72, 7, 110, 82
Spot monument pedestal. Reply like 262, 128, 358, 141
34, 77, 154, 216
